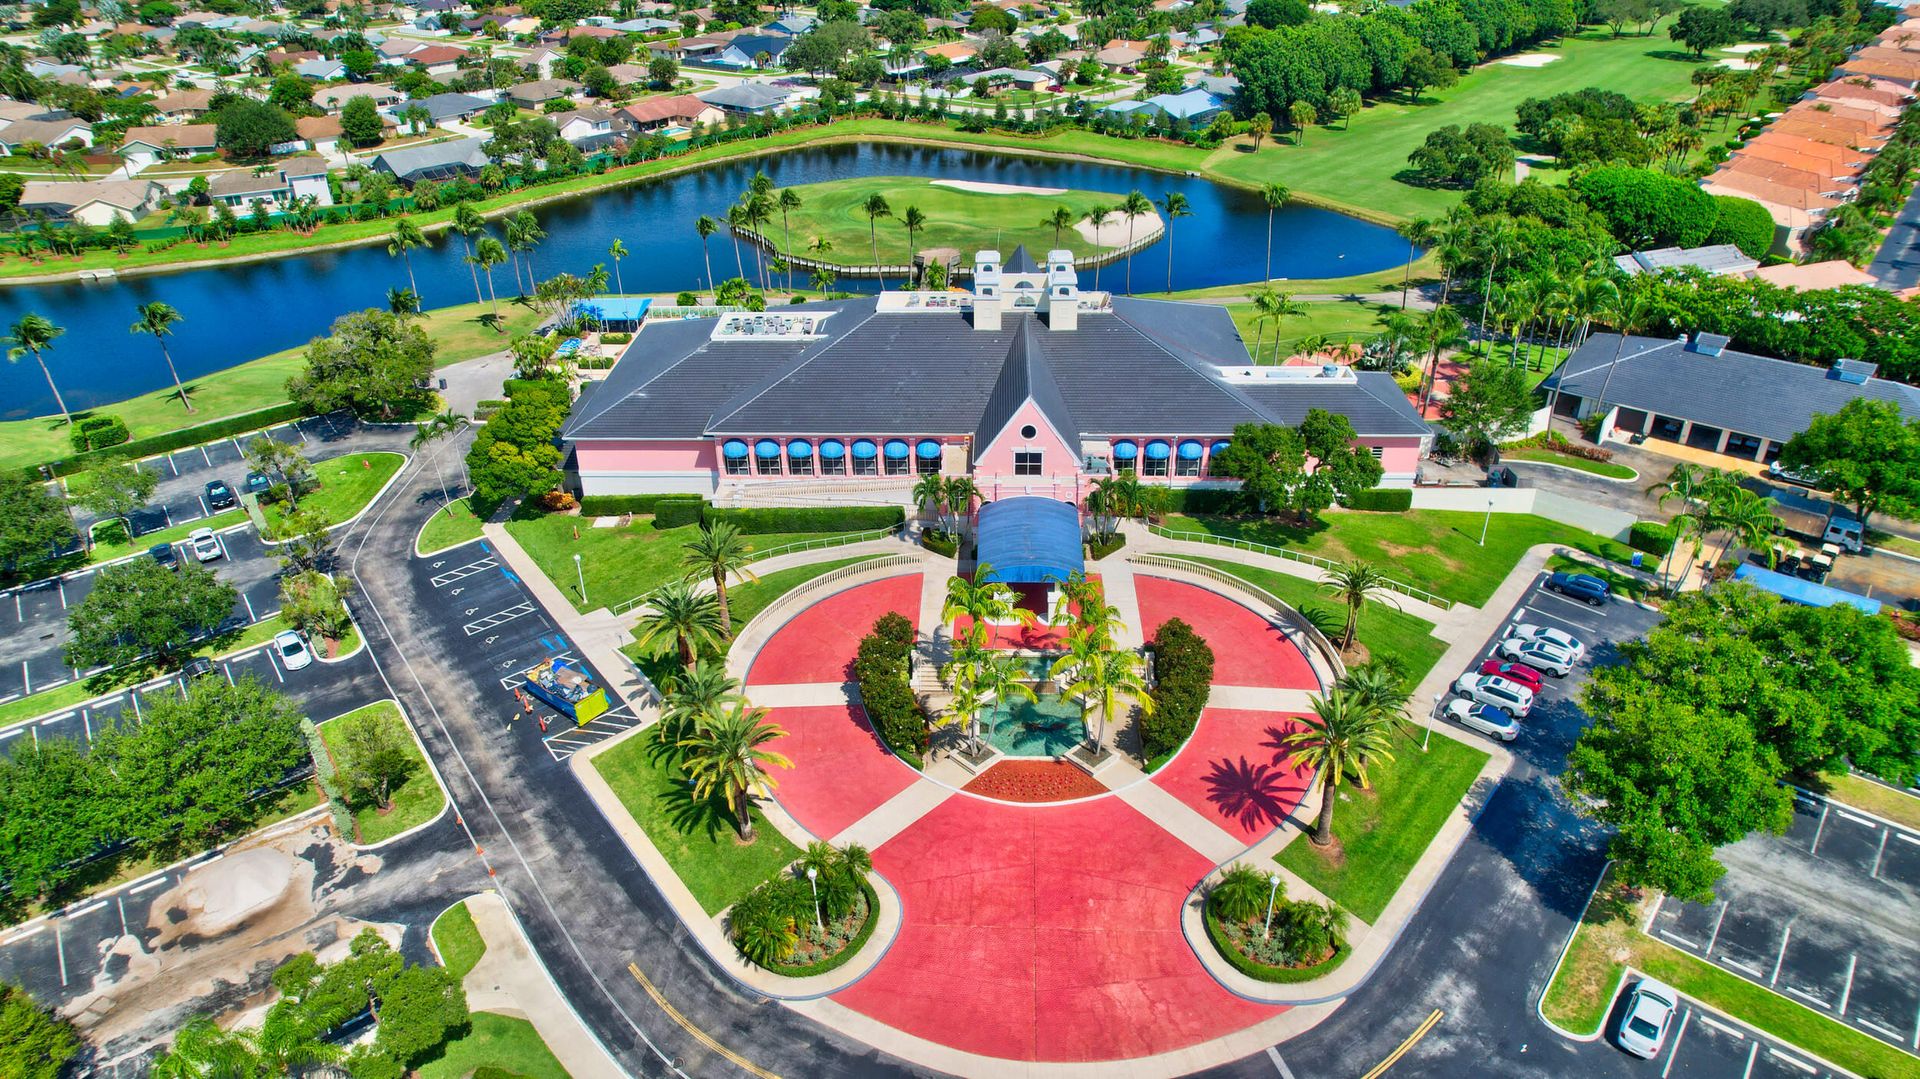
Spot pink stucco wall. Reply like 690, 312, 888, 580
574, 440, 718, 472
1375, 437, 1423, 477
975, 400, 1078, 480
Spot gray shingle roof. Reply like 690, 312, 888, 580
697, 81, 790, 110
1003, 244, 1040, 273
370, 136, 491, 181
974, 318, 1079, 449
1543, 333, 1920, 443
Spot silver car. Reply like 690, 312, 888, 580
1510, 623, 1587, 661
188, 527, 223, 563
1451, 673, 1534, 717
1497, 636, 1574, 676
1445, 698, 1520, 741
274, 630, 313, 672
1615, 978, 1678, 1059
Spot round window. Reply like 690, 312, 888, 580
1020, 424, 1037, 439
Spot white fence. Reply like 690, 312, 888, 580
1146, 525, 1453, 610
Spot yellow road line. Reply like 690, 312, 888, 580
628, 962, 783, 1079
1360, 1009, 1445, 1079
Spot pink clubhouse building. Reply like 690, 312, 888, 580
562, 248, 1431, 504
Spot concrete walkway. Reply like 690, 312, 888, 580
456, 892, 627, 1079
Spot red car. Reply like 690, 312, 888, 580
1479, 658, 1544, 692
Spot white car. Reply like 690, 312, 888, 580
1615, 978, 1678, 1059
1497, 636, 1575, 676
1509, 623, 1587, 661
1445, 698, 1520, 741
188, 527, 223, 563
1451, 673, 1534, 717
273, 630, 313, 671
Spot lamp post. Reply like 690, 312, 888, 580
573, 552, 586, 603
806, 865, 823, 934
1480, 497, 1494, 547
1262, 872, 1282, 939
1427, 691, 1443, 753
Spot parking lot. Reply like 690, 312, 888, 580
1646, 795, 1920, 1053
1604, 990, 1853, 1078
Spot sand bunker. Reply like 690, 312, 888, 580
1724, 42, 1771, 53
1075, 210, 1164, 248
931, 179, 1068, 196
1497, 52, 1563, 67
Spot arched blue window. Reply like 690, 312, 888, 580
1143, 439, 1172, 477
722, 439, 749, 475
786, 439, 813, 476
754, 439, 782, 476
819, 439, 846, 475
851, 439, 879, 476
883, 439, 910, 476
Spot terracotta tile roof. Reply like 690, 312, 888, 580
1720, 155, 1845, 193
119, 123, 217, 149
1749, 260, 1875, 290
1742, 131, 1858, 167
1703, 167, 1846, 210
618, 93, 713, 123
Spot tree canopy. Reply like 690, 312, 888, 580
0, 471, 76, 572
1441, 360, 1537, 449
288, 308, 437, 421
1777, 398, 1920, 526
1209, 411, 1385, 520
64, 558, 237, 669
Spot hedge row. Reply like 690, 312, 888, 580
1344, 488, 1414, 512
655, 498, 705, 528
70, 414, 130, 454
853, 612, 927, 761
1628, 521, 1676, 557
1202, 907, 1348, 985
579, 493, 709, 516
703, 505, 904, 535
921, 530, 959, 557
1161, 488, 1242, 514
1088, 533, 1127, 560
1142, 617, 1214, 761
34, 401, 308, 479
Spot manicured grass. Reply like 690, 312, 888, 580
318, 701, 446, 845
722, 556, 878, 635
1167, 253, 1441, 299
1541, 869, 1920, 1079
769, 175, 1133, 266
1867, 529, 1920, 561
504, 510, 854, 613
1547, 553, 1652, 602
417, 497, 485, 555
416, 1012, 570, 1079
1275, 733, 1487, 923
431, 900, 488, 981
1818, 773, 1920, 832
592, 727, 801, 915
1164, 510, 1639, 607
78, 508, 249, 568
262, 452, 405, 535
0, 300, 540, 472
1203, 26, 1712, 220
1185, 557, 1448, 688
1222, 299, 1393, 363
1503, 447, 1638, 479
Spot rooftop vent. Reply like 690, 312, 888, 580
1686, 332, 1731, 356
711, 311, 830, 341
1829, 357, 1877, 384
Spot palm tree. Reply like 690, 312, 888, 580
724, 202, 751, 285
1282, 689, 1399, 847
5, 314, 69, 426
387, 286, 421, 316
607, 237, 628, 293
901, 203, 928, 265
1253, 289, 1305, 364
1208, 863, 1276, 924
1260, 182, 1289, 283
942, 563, 1033, 647
152, 1012, 340, 1079
1051, 632, 1152, 748
473, 236, 507, 315
634, 578, 726, 671
1648, 463, 1717, 588
1472, 214, 1517, 349
863, 193, 892, 286
1588, 289, 1655, 426
1320, 560, 1401, 652
741, 191, 775, 292
973, 649, 1038, 744
508, 209, 544, 287
452, 203, 487, 306
130, 301, 191, 413
941, 475, 979, 536
1045, 205, 1075, 248
777, 188, 802, 291
678, 701, 791, 842
1158, 191, 1190, 294
1084, 204, 1113, 291
386, 216, 428, 300
1336, 659, 1412, 731
658, 660, 743, 747
912, 471, 948, 529
1708, 488, 1781, 570
1414, 304, 1466, 412
1120, 189, 1152, 295
694, 213, 721, 294
410, 410, 469, 512
681, 521, 758, 634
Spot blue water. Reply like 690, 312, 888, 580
985, 692, 1086, 757
0, 142, 1412, 419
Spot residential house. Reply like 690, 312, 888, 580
17, 178, 162, 225
0, 117, 93, 154
151, 88, 215, 121
406, 45, 468, 75
117, 124, 217, 168
377, 38, 424, 65
1091, 45, 1145, 70
1611, 244, 1760, 277
608, 17, 677, 33
315, 83, 404, 111
765, 12, 815, 34
369, 135, 491, 184
714, 32, 792, 68
402, 91, 494, 125
295, 57, 348, 80
604, 63, 652, 87
506, 78, 581, 108
293, 113, 381, 155
922, 39, 979, 65
0, 100, 47, 124
1101, 87, 1226, 124
522, 46, 563, 79
972, 67, 1052, 91
1748, 260, 1876, 291
615, 93, 723, 132
696, 80, 798, 115
550, 107, 617, 150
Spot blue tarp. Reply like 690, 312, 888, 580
976, 496, 1085, 585
1732, 563, 1882, 615
573, 296, 653, 323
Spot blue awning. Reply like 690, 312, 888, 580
1145, 439, 1171, 460
852, 439, 878, 459
1112, 440, 1138, 460
573, 296, 651, 322
754, 439, 781, 456
722, 439, 749, 459
1732, 564, 1882, 614
976, 496, 1085, 585
884, 439, 910, 460
1211, 440, 1230, 454
1178, 440, 1203, 460
916, 439, 942, 459
787, 439, 812, 457
820, 439, 846, 459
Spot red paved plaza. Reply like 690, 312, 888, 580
745, 573, 920, 685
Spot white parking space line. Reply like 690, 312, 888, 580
1659, 929, 1701, 949
1810, 802, 1830, 854
115, 896, 127, 937
1266, 1047, 1296, 1079
53, 923, 66, 986
39, 711, 71, 726
1859, 1017, 1902, 1040
1837, 810, 1878, 828
1660, 1009, 1691, 1078
1698, 1014, 1745, 1038
164, 455, 177, 476
128, 875, 169, 895
221, 664, 235, 686
198, 445, 212, 467
1539, 590, 1599, 615
1899, 833, 1920, 847
1705, 899, 1730, 956
1785, 986, 1830, 1009
430, 558, 500, 587
0, 727, 20, 742
67, 900, 106, 918
1767, 1048, 1816, 1074
81, 710, 92, 741
266, 649, 283, 683
464, 602, 535, 635
242, 593, 257, 623
196, 496, 210, 518
130, 693, 141, 719
57, 581, 66, 608
14, 593, 21, 620
1740, 1040, 1760, 1079
1771, 924, 1793, 986
1838, 954, 1858, 1016
20, 662, 29, 694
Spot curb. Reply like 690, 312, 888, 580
1535, 859, 1615, 1042
318, 696, 454, 853
1504, 457, 1641, 484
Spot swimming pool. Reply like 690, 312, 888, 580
984, 693, 1086, 757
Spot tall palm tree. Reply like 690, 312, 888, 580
130, 301, 190, 413
1709, 488, 1782, 569
741, 191, 775, 292
901, 204, 927, 265
452, 202, 487, 306
941, 475, 979, 535
724, 202, 751, 285
1336, 659, 1412, 732
410, 410, 468, 512
508, 209, 544, 287
658, 659, 743, 747
1084, 204, 1113, 291
1588, 289, 1655, 425
912, 471, 947, 528
1414, 304, 1466, 412
5, 314, 69, 426
472, 236, 507, 315
151, 1012, 340, 1079
678, 701, 791, 842
1158, 191, 1190, 294
1045, 205, 1075, 249
1396, 216, 1437, 310
681, 521, 758, 634
863, 193, 892, 287
1472, 214, 1517, 348
942, 564, 1033, 647
1051, 631, 1152, 747
1253, 289, 1304, 364
1648, 463, 1718, 587
1260, 182, 1289, 283
386, 215, 428, 300
1282, 689, 1398, 847
1319, 560, 1401, 652
694, 213, 721, 294
1120, 189, 1152, 295
607, 237, 628, 293
634, 578, 726, 671
778, 188, 802, 291
973, 648, 1038, 744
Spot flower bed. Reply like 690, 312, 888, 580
1204, 907, 1347, 984
765, 876, 880, 978
962, 759, 1106, 802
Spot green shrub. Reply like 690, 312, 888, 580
1088, 532, 1126, 559
70, 414, 130, 454
37, 401, 307, 479
1706, 194, 1776, 260
653, 498, 705, 528
854, 612, 927, 758
473, 399, 507, 419
1162, 488, 1240, 514
1343, 488, 1413, 512
599, 332, 632, 344
579, 493, 709, 516
1628, 521, 1675, 556
921, 530, 958, 557
702, 505, 903, 535
676, 291, 698, 305
1142, 618, 1213, 760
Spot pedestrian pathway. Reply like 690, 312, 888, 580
455, 893, 626, 1079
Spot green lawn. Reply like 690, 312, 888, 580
771, 175, 1134, 266
1204, 26, 1710, 220
430, 900, 488, 981
417, 497, 485, 555
1816, 773, 1920, 832
0, 300, 540, 472
262, 452, 405, 535
1868, 529, 1920, 560
1185, 557, 1448, 688
84, 508, 249, 566
1547, 552, 1652, 601
1168, 254, 1440, 299
1503, 446, 1638, 479
1164, 510, 1638, 607
592, 727, 801, 915
1223, 299, 1395, 363
1275, 732, 1488, 923
416, 1012, 570, 1079
318, 701, 446, 846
